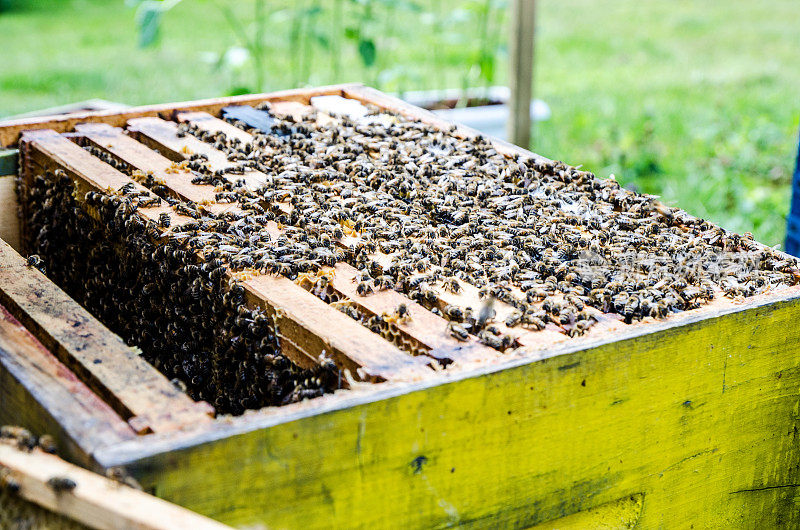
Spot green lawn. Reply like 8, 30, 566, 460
1, 0, 798, 245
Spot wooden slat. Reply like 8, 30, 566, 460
0, 235, 213, 435
0, 443, 233, 530
133, 114, 495, 365
43, 128, 431, 382
175, 111, 257, 145
242, 274, 430, 379
125, 117, 268, 189
0, 83, 364, 148
74, 123, 233, 212
0, 304, 135, 468
329, 262, 498, 365
506, 0, 536, 147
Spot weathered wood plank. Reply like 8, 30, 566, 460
329, 262, 498, 365
0, 83, 364, 148
50, 128, 432, 382
0, 235, 213, 435
0, 303, 135, 469
96, 289, 800, 528
243, 274, 431, 380
0, 443, 233, 530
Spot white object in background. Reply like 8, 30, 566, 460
400, 86, 550, 142
310, 96, 370, 120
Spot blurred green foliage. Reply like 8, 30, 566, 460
0, 0, 797, 245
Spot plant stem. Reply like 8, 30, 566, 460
332, 0, 342, 81
254, 0, 266, 91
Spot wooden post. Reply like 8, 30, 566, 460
507, 0, 535, 148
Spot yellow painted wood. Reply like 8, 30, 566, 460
101, 295, 800, 528
527, 494, 643, 529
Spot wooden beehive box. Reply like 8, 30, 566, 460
1, 84, 800, 529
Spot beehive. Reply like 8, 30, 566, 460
1, 84, 800, 528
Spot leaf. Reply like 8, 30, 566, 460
227, 86, 254, 97
344, 27, 360, 41
358, 39, 376, 67
137, 6, 161, 48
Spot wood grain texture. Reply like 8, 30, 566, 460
0, 444, 232, 530
0, 84, 363, 148
0, 304, 134, 469
95, 290, 800, 528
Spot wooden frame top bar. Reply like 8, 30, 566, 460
0, 83, 362, 149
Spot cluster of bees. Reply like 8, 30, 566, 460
19, 170, 338, 415
180, 102, 800, 342
18, 99, 800, 413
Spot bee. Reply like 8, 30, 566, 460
443, 277, 461, 293
356, 281, 374, 296
25, 254, 45, 272
505, 311, 522, 328
158, 212, 171, 228
118, 182, 136, 194
443, 304, 464, 322
47, 476, 77, 493
447, 321, 469, 341
374, 275, 395, 290
0, 425, 37, 450
38, 434, 57, 454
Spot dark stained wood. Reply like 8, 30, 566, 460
0, 303, 135, 469
221, 105, 281, 135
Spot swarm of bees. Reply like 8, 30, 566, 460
17, 99, 800, 414
19, 170, 338, 415
180, 102, 800, 338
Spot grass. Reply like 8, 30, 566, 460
0, 0, 798, 245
